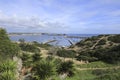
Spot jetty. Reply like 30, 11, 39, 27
64, 36, 88, 39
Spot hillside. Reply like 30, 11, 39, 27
71, 34, 120, 51
70, 34, 120, 64
0, 28, 120, 80
69, 34, 120, 80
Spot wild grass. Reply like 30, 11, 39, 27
76, 61, 118, 68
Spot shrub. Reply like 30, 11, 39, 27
0, 28, 20, 59
57, 49, 76, 58
0, 28, 10, 40
0, 71, 16, 80
32, 53, 42, 62
85, 36, 98, 41
76, 40, 85, 47
32, 60, 56, 80
0, 60, 17, 80
32, 41, 51, 49
19, 43, 40, 53
57, 61, 75, 77
108, 35, 120, 43
76, 51, 98, 62
21, 53, 32, 67
97, 39, 106, 45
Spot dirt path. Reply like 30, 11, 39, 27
90, 36, 105, 49
76, 66, 120, 71
39, 48, 49, 57
54, 56, 86, 64
39, 48, 86, 64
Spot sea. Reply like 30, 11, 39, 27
10, 34, 98, 47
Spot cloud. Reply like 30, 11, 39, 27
0, 11, 67, 33
0, 0, 120, 33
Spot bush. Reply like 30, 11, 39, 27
19, 43, 40, 53
0, 28, 10, 40
57, 49, 76, 58
21, 53, 32, 67
76, 51, 98, 62
57, 61, 75, 77
85, 36, 98, 41
76, 55, 98, 62
0, 60, 17, 80
76, 40, 85, 47
32, 60, 56, 80
108, 35, 120, 43
32, 41, 51, 49
0, 28, 20, 59
92, 68, 120, 80
97, 39, 106, 45
32, 53, 42, 62
76, 44, 120, 64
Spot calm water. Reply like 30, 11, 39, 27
10, 34, 98, 46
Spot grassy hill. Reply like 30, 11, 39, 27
70, 35, 120, 63
0, 28, 120, 80
69, 34, 120, 80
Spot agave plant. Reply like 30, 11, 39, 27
0, 70, 16, 80
0, 60, 16, 72
57, 61, 75, 77
32, 60, 56, 80
0, 60, 17, 80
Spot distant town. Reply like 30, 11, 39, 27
8, 33, 88, 39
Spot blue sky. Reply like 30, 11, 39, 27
0, 0, 120, 34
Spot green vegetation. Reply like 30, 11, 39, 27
76, 50, 98, 62
57, 61, 75, 77
0, 28, 120, 80
85, 36, 99, 41
21, 52, 33, 67
76, 61, 114, 68
19, 43, 40, 53
92, 68, 120, 80
96, 39, 106, 45
73, 34, 120, 80
32, 52, 42, 62
76, 43, 120, 64
31, 60, 56, 80
0, 28, 19, 80
57, 49, 76, 58
0, 28, 20, 59
108, 35, 120, 43
76, 36, 100, 47
32, 41, 51, 49
0, 60, 17, 80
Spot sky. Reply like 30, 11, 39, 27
0, 0, 120, 34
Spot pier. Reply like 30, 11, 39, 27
64, 36, 88, 39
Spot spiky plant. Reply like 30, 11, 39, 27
57, 61, 75, 77
0, 70, 16, 80
32, 60, 56, 80
0, 60, 16, 72
0, 60, 17, 80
